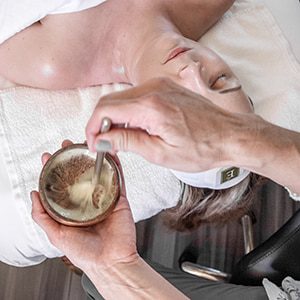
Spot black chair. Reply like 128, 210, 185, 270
179, 208, 300, 286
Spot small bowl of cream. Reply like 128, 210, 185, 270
39, 144, 121, 226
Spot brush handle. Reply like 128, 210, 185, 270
93, 118, 112, 186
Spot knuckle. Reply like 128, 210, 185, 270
144, 93, 162, 111
147, 93, 160, 107
152, 77, 173, 88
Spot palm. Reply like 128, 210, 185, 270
33, 140, 137, 271
57, 196, 137, 271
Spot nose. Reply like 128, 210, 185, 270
179, 62, 207, 94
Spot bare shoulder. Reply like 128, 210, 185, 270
0, 4, 115, 89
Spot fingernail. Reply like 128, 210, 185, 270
95, 140, 112, 152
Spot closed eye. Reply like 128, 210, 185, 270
211, 73, 242, 94
210, 73, 227, 90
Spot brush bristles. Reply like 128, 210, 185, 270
45, 155, 96, 209
92, 184, 105, 208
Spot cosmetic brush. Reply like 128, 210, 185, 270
92, 117, 112, 186
45, 118, 112, 211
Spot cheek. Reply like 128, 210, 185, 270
207, 93, 254, 114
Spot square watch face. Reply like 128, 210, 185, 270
220, 167, 240, 184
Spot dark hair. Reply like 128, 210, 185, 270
163, 173, 261, 231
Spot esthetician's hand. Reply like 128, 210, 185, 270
31, 140, 138, 273
86, 78, 253, 172
86, 78, 300, 195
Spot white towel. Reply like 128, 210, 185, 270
0, 0, 300, 267
0, 84, 181, 266
200, 0, 300, 132
0, 0, 106, 44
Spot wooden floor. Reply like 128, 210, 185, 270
1, 180, 300, 300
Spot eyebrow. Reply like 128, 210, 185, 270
219, 85, 242, 94
248, 97, 254, 107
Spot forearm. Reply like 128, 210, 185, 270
227, 113, 300, 194
85, 256, 188, 300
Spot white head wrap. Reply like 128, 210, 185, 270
171, 167, 250, 190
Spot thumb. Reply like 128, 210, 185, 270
31, 191, 61, 245
96, 129, 167, 165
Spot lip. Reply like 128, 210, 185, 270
163, 47, 191, 64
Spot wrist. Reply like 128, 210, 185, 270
86, 252, 141, 278
213, 112, 262, 169
85, 254, 142, 297
85, 255, 187, 300
223, 113, 272, 170
195, 110, 255, 170
225, 113, 300, 193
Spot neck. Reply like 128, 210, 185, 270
87, 1, 136, 84
89, 1, 163, 84
92, 0, 233, 85
118, 5, 180, 84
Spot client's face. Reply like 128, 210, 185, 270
132, 36, 252, 113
